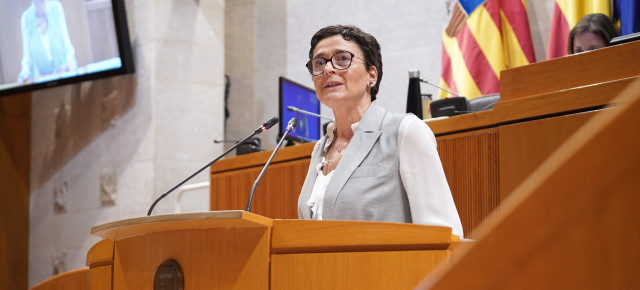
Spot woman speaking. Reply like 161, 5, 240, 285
297, 25, 463, 238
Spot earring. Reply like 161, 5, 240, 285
369, 82, 374, 86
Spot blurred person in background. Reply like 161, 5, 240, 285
568, 13, 619, 54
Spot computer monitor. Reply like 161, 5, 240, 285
278, 76, 321, 143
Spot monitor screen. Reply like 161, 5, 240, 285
0, 0, 134, 97
278, 76, 321, 143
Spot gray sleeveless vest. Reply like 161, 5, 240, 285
297, 103, 411, 223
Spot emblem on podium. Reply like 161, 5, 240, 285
154, 259, 184, 290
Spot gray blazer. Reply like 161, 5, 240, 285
297, 103, 412, 222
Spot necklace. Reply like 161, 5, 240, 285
335, 141, 347, 153
330, 126, 350, 153
324, 139, 349, 174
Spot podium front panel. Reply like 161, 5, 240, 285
112, 227, 270, 289
271, 250, 450, 289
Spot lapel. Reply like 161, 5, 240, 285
323, 103, 386, 219
298, 136, 327, 219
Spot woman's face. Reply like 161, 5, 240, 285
573, 31, 607, 54
311, 35, 377, 109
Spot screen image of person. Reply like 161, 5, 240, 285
568, 13, 619, 54
18, 0, 77, 84
297, 25, 463, 238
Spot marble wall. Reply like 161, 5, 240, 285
225, 0, 553, 149
28, 0, 225, 286
224, 0, 286, 150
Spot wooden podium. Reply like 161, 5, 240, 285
71, 211, 456, 289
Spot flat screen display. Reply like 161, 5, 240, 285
0, 0, 134, 97
278, 76, 321, 143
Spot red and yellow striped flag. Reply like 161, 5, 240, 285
439, 0, 536, 100
547, 0, 611, 59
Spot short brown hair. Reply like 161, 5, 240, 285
568, 13, 619, 54
308, 25, 382, 102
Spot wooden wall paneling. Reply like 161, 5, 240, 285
436, 128, 499, 237
271, 250, 450, 290
500, 40, 640, 101
0, 93, 30, 290
498, 110, 599, 201
417, 78, 640, 290
210, 158, 310, 219
210, 169, 254, 211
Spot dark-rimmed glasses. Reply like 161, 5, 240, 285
306, 51, 365, 76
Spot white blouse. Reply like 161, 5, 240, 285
306, 115, 464, 238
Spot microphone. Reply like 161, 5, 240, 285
475, 100, 499, 111
254, 117, 279, 133
146, 117, 278, 216
287, 106, 334, 121
419, 78, 462, 98
245, 117, 297, 212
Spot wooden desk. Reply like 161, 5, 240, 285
417, 61, 640, 290
431, 41, 639, 234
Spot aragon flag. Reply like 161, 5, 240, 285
439, 0, 536, 100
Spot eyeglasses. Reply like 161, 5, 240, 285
306, 51, 365, 76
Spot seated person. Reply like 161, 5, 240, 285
297, 25, 464, 238
568, 13, 619, 54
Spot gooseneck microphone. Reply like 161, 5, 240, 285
287, 106, 334, 121
147, 117, 278, 216
245, 118, 297, 212
213, 139, 241, 143
419, 78, 462, 98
